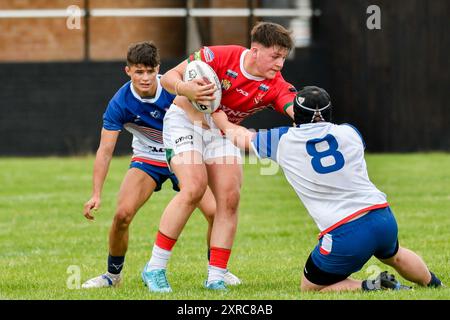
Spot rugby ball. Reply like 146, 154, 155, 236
183, 60, 222, 113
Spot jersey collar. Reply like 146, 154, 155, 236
296, 122, 331, 128
129, 75, 162, 103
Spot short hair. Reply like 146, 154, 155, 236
250, 22, 294, 52
126, 41, 160, 68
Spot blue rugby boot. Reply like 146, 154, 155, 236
428, 271, 444, 288
204, 280, 227, 291
141, 268, 172, 293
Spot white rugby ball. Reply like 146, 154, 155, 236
183, 60, 222, 113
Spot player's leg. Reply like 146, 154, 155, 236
142, 104, 209, 292
300, 253, 358, 291
196, 185, 215, 246
158, 151, 208, 236
301, 207, 409, 292
203, 156, 242, 290
301, 274, 362, 292
303, 271, 413, 292
142, 151, 208, 292
197, 186, 242, 286
154, 103, 207, 238
82, 166, 156, 288
375, 207, 443, 288
379, 247, 442, 287
110, 167, 156, 255
300, 248, 401, 292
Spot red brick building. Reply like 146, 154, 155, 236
0, 0, 251, 61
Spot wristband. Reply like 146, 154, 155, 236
175, 80, 183, 96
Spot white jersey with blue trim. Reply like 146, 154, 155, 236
103, 75, 175, 166
251, 122, 387, 233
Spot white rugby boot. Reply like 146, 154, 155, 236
81, 272, 122, 289
224, 270, 242, 286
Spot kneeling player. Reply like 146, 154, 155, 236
211, 86, 443, 291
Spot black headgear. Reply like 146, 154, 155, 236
293, 86, 332, 125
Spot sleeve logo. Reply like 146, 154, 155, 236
203, 46, 215, 62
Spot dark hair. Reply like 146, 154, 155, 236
250, 22, 294, 51
126, 41, 160, 67
293, 86, 333, 125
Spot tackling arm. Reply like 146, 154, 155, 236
211, 111, 256, 151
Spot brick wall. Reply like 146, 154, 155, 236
88, 0, 186, 61
0, 0, 256, 62
0, 0, 82, 9
209, 0, 249, 46
0, 0, 186, 62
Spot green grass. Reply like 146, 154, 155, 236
0, 154, 449, 300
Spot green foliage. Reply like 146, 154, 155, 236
0, 154, 449, 300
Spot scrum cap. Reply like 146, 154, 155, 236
293, 86, 332, 124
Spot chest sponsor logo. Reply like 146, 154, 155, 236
149, 146, 165, 153
258, 84, 269, 92
235, 88, 248, 96
221, 79, 232, 90
254, 92, 268, 105
221, 104, 267, 122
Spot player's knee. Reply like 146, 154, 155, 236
389, 254, 402, 267
382, 246, 405, 267
180, 181, 207, 205
113, 208, 135, 229
224, 188, 240, 212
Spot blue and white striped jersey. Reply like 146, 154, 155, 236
103, 76, 175, 166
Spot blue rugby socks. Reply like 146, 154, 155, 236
107, 254, 125, 275
427, 271, 443, 287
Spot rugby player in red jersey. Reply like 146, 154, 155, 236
142, 22, 297, 291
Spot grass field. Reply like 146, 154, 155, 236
0, 154, 449, 300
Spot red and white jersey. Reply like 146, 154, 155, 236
188, 45, 296, 124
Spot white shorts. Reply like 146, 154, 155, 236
163, 104, 242, 163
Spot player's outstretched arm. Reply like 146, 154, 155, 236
212, 110, 256, 151
161, 60, 217, 104
83, 129, 119, 220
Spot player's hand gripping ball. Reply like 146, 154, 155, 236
183, 60, 222, 113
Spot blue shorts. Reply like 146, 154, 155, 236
129, 161, 180, 192
310, 206, 399, 276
